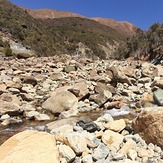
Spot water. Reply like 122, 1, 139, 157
0, 108, 137, 145
0, 120, 52, 145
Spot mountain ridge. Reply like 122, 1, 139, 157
21, 7, 137, 36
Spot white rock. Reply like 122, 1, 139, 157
102, 130, 124, 152
58, 144, 76, 162
65, 133, 87, 154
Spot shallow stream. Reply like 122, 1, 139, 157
0, 107, 137, 145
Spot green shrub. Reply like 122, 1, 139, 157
4, 47, 12, 56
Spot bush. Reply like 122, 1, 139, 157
4, 47, 12, 56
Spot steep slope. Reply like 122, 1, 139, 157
124, 23, 163, 64
0, 0, 131, 59
23, 8, 137, 37
24, 8, 84, 19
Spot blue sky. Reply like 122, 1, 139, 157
9, 0, 163, 30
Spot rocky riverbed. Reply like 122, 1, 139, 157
0, 55, 163, 162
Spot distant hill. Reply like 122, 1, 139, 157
23, 8, 84, 19
0, 0, 138, 59
24, 8, 137, 37
91, 18, 137, 36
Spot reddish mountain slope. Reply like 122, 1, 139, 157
92, 17, 137, 36
24, 8, 84, 19
22, 8, 138, 36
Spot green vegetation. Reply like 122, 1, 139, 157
0, 36, 13, 56
0, 0, 129, 59
119, 23, 163, 62
4, 46, 12, 56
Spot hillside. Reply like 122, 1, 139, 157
92, 17, 137, 36
24, 8, 137, 37
117, 23, 163, 64
23, 8, 84, 19
0, 0, 138, 59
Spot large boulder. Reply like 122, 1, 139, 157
0, 100, 20, 115
109, 66, 132, 85
89, 82, 113, 106
132, 107, 163, 146
42, 91, 78, 114
141, 62, 158, 79
49, 81, 89, 100
0, 130, 59, 163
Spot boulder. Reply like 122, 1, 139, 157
0, 130, 59, 163
58, 144, 76, 162
117, 139, 137, 155
104, 119, 126, 132
63, 65, 77, 73
0, 84, 7, 94
0, 100, 20, 115
141, 62, 158, 79
120, 66, 136, 78
151, 79, 163, 89
102, 130, 124, 152
23, 76, 37, 86
89, 82, 113, 106
153, 88, 163, 106
46, 117, 80, 131
50, 81, 89, 100
42, 91, 78, 114
110, 66, 132, 85
16, 53, 33, 59
92, 143, 109, 161
132, 107, 163, 146
65, 132, 87, 154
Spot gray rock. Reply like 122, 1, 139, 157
153, 88, 163, 106
82, 154, 93, 163
92, 143, 109, 161
65, 132, 87, 154
58, 144, 76, 163
59, 108, 79, 119
0, 73, 11, 82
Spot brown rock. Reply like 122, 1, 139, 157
23, 76, 37, 86
5, 80, 22, 89
132, 107, 163, 146
20, 93, 34, 101
0, 100, 20, 115
104, 119, 126, 132
0, 130, 60, 163
0, 84, 6, 94
51, 81, 89, 100
110, 66, 132, 85
89, 82, 113, 106
151, 79, 163, 89
141, 62, 158, 79
120, 66, 136, 78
